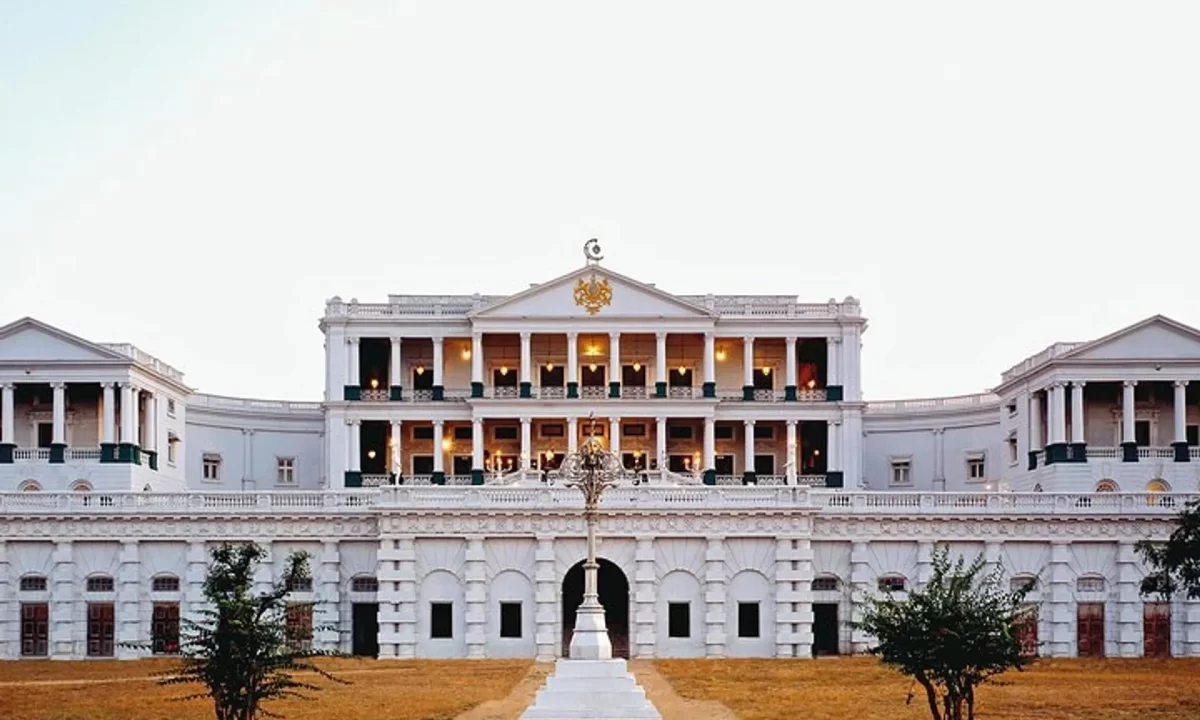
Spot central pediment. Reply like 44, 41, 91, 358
469, 265, 715, 320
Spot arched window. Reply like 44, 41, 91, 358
86, 575, 115, 593
350, 576, 379, 593
71, 481, 92, 493
812, 576, 841, 592
1010, 575, 1037, 593
1094, 480, 1118, 493
19, 575, 48, 592
877, 575, 907, 593
18, 480, 41, 492
152, 575, 180, 593
1147, 479, 1170, 493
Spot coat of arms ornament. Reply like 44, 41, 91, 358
573, 238, 613, 314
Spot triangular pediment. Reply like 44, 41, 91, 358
0, 317, 127, 363
1064, 316, 1200, 361
469, 265, 715, 319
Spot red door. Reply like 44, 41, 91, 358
152, 603, 181, 655
1143, 602, 1171, 658
1077, 603, 1105, 657
87, 603, 115, 657
1017, 606, 1039, 657
21, 603, 49, 657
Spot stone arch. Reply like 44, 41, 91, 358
18, 480, 41, 492
1094, 479, 1118, 492
655, 569, 704, 657
561, 558, 630, 658
70, 480, 92, 492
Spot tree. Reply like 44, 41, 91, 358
135, 543, 347, 720
856, 547, 1035, 720
1138, 498, 1200, 599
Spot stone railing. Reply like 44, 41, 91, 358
1000, 342, 1084, 383
866, 393, 1000, 414
189, 394, 322, 414
100, 343, 186, 382
0, 490, 1193, 515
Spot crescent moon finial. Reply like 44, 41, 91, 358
583, 238, 604, 264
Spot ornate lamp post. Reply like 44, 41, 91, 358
553, 416, 626, 660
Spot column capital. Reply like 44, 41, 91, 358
655, 416, 666, 424
49, 382, 66, 390
743, 336, 755, 344
519, 332, 531, 341
120, 381, 134, 390
1071, 380, 1086, 387
432, 419, 444, 427
743, 419, 755, 427
828, 335, 843, 344
0, 382, 13, 391
346, 419, 360, 426
471, 331, 482, 340
566, 331, 578, 340
1175, 380, 1189, 388
346, 337, 360, 346
609, 331, 620, 340
785, 335, 797, 344
1124, 379, 1138, 387
520, 417, 531, 425
656, 332, 668, 341
390, 419, 403, 427
786, 419, 798, 427
432, 335, 445, 344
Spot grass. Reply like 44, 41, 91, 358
0, 657, 532, 720
654, 656, 1200, 720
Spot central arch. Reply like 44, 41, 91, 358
562, 558, 630, 658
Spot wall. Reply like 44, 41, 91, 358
185, 399, 325, 490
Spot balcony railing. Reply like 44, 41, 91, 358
348, 385, 834, 402
1032, 446, 1198, 468
12, 447, 105, 462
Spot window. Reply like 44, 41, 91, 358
18, 480, 41, 492
453, 425, 473, 440
1006, 402, 1017, 417
167, 434, 179, 465
737, 602, 760, 638
668, 602, 690, 638
1076, 577, 1106, 593
430, 602, 453, 639
967, 454, 986, 481
499, 602, 522, 638
1010, 576, 1037, 593
277, 457, 295, 485
286, 576, 313, 593
622, 423, 646, 437
1095, 480, 1118, 493
87, 603, 115, 657
166, 399, 176, 417
202, 455, 221, 481
21, 603, 49, 657
412, 425, 435, 440
890, 459, 911, 486
1007, 433, 1019, 464
493, 425, 518, 441
285, 604, 313, 652
1147, 479, 1170, 493
152, 575, 180, 593
668, 425, 693, 440
582, 423, 604, 437
20, 575, 47, 592
351, 576, 379, 593
812, 577, 840, 592
86, 576, 115, 593
714, 423, 735, 440
152, 603, 180, 654
753, 425, 774, 440
539, 423, 564, 438
878, 576, 907, 593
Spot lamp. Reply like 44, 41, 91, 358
442, 437, 452, 452
807, 379, 816, 389
500, 365, 509, 375
678, 366, 686, 375
632, 362, 641, 372
367, 450, 376, 460
369, 378, 379, 389
415, 365, 425, 375
762, 367, 771, 376
462, 346, 472, 360
589, 363, 598, 372
715, 348, 727, 361
546, 362, 554, 371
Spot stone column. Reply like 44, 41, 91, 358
345, 337, 361, 400
655, 417, 667, 472
1122, 380, 1138, 462
471, 419, 484, 484
634, 538, 656, 657
609, 332, 622, 398
743, 420, 756, 483
520, 418, 532, 471
0, 541, 9, 656
1047, 541, 1074, 656
703, 417, 716, 484
390, 336, 404, 400
50, 382, 66, 463
390, 421, 403, 481
1115, 541, 1142, 656
785, 421, 797, 483
317, 541, 341, 652
346, 419, 361, 487
464, 537, 487, 658
1173, 381, 1190, 462
519, 332, 532, 398
703, 332, 716, 398
1069, 382, 1086, 461
184, 542, 209, 633
431, 421, 445, 483
566, 333, 579, 398
567, 417, 578, 455
0, 383, 14, 463
470, 333, 484, 398
431, 337, 445, 400
534, 537, 557, 660
774, 538, 797, 657
116, 541, 141, 659
826, 420, 843, 488
704, 538, 726, 657
784, 336, 798, 401
119, 383, 135, 462
650, 332, 667, 398
849, 541, 871, 653
144, 393, 158, 469
1028, 390, 1043, 470
915, 541, 935, 589
932, 428, 945, 491
826, 336, 843, 401
742, 337, 755, 401
609, 418, 621, 457
395, 537, 418, 658
51, 541, 75, 657
1046, 382, 1067, 464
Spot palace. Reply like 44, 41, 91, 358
1, 252, 1198, 663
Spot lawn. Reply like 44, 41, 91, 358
0, 658, 533, 720
654, 656, 1200, 720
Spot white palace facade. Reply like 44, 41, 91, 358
1, 256, 1199, 663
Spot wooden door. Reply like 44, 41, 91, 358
87, 603, 115, 657
1017, 606, 1039, 657
1143, 602, 1171, 658
21, 603, 49, 657
1077, 602, 1105, 657
152, 603, 180, 655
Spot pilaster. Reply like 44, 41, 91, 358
534, 537, 557, 660
1046, 541, 1074, 657
51, 541, 75, 658
1114, 541, 1142, 657
773, 537, 810, 658
184, 541, 209, 631
0, 541, 10, 658
464, 537, 487, 658
394, 537, 418, 658
632, 538, 656, 658
914, 541, 935, 589
376, 538, 405, 659
317, 541, 341, 652
116, 541, 141, 659
704, 538, 726, 657
849, 541, 871, 653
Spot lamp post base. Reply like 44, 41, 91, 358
568, 602, 613, 660
520, 659, 662, 719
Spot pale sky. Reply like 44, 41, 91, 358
2, 2, 1198, 402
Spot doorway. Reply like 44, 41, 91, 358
812, 603, 839, 656
562, 559, 630, 658
352, 603, 379, 657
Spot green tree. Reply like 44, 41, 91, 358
135, 543, 346, 720
1138, 498, 1200, 599
856, 547, 1035, 720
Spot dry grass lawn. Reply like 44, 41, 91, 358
0, 657, 532, 720
655, 657, 1200, 720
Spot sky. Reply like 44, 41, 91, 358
2, 1, 1198, 402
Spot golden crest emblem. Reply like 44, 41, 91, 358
574, 274, 613, 314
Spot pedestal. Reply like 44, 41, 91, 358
520, 659, 661, 720
568, 603, 612, 660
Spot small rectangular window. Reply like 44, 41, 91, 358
202, 455, 221, 481
812, 577, 839, 592
499, 602, 522, 639
622, 423, 646, 437
878, 576, 907, 593
668, 425, 693, 440
1008, 433, 1019, 464
668, 602, 690, 638
1076, 577, 1106, 593
714, 424, 735, 440
967, 454, 986, 481
412, 425, 435, 441
166, 399, 177, 417
86, 576, 115, 593
737, 602, 760, 638
277, 457, 296, 485
493, 426, 518, 441
753, 425, 774, 440
539, 423, 564, 438
286, 576, 313, 593
152, 576, 180, 593
19, 576, 47, 592
453, 425, 473, 440
431, 602, 453, 639
351, 577, 379, 593
890, 460, 911, 486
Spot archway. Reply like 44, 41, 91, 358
562, 558, 630, 658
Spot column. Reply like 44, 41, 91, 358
345, 337, 361, 400
394, 537, 418, 658
567, 416, 578, 454
1046, 541, 1074, 656
464, 537, 486, 658
470, 333, 484, 398
116, 541, 141, 659
742, 337, 755, 401
826, 336, 843, 401
1122, 380, 1137, 462
101, 383, 115, 461
520, 417, 532, 471
633, 538, 656, 657
785, 420, 797, 484
533, 537, 557, 661
932, 428, 945, 491
566, 332, 579, 398
471, 419, 484, 484
703, 417, 715, 484
702, 333, 716, 398
826, 420, 843, 488
49, 382, 66, 463
431, 421, 445, 483
390, 421, 403, 481
119, 382, 135, 463
518, 332, 533, 398
346, 419, 361, 487
390, 337, 403, 400
655, 417, 667, 471
774, 538, 798, 657
1047, 382, 1067, 464
655, 332, 668, 398
374, 538, 402, 658
1115, 541, 1143, 657
704, 538, 726, 657
1069, 381, 1086, 461
0, 384, 13, 464
1173, 381, 1190, 462
849, 541, 871, 653
240, 429, 255, 489
144, 393, 158, 470
743, 420, 756, 483
1028, 390, 1043, 470
316, 542, 341, 652
431, 337, 445, 400
609, 417, 621, 456
784, 336, 798, 401
609, 332, 621, 398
